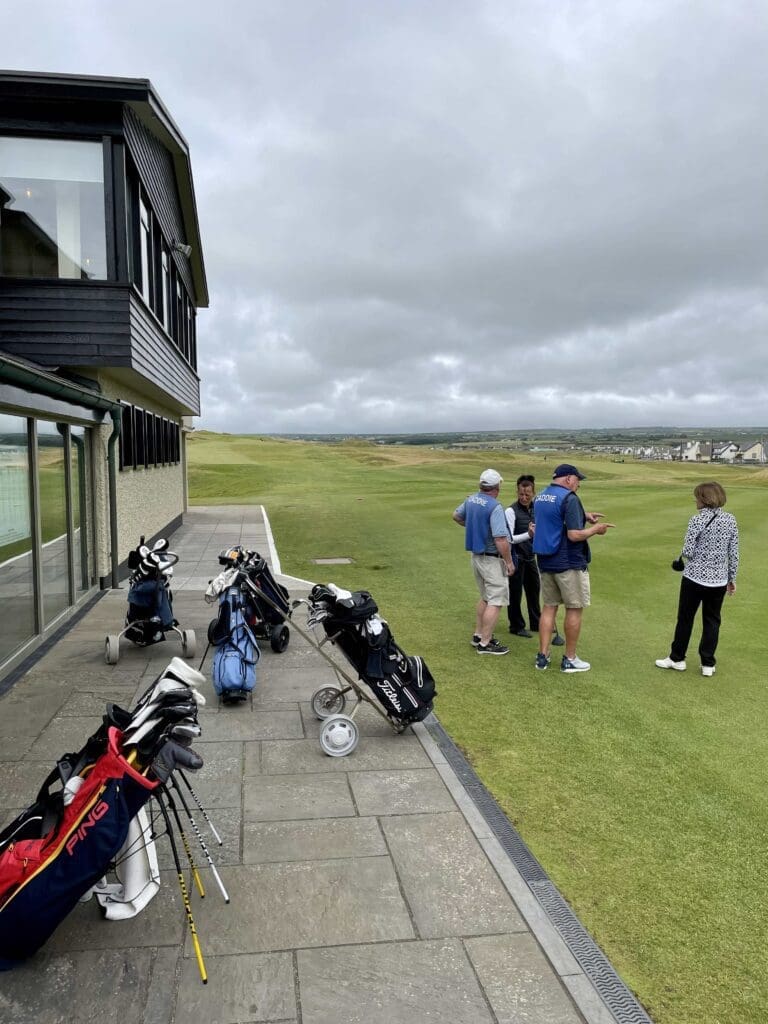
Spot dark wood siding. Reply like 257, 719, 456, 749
0, 281, 199, 414
0, 98, 123, 139
129, 292, 200, 414
123, 107, 195, 301
0, 281, 130, 362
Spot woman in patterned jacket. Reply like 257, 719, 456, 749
656, 481, 739, 677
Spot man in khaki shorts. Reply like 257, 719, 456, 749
453, 469, 516, 655
531, 464, 614, 673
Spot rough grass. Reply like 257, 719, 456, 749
188, 431, 768, 1024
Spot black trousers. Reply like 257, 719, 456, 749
507, 558, 541, 632
670, 576, 727, 667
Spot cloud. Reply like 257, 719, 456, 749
4, 0, 768, 430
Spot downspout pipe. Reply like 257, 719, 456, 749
0, 353, 123, 588
107, 407, 121, 588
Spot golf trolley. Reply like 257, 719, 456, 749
245, 581, 436, 758
105, 536, 196, 665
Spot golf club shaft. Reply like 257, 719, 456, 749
171, 778, 229, 903
178, 769, 223, 845
155, 794, 207, 984
197, 642, 210, 674
163, 786, 205, 898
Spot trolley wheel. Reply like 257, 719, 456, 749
311, 685, 346, 720
319, 715, 359, 757
181, 629, 197, 659
270, 624, 290, 653
105, 634, 120, 665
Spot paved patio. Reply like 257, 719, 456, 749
0, 506, 623, 1024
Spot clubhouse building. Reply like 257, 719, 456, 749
0, 71, 207, 678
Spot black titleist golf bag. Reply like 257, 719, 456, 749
307, 585, 436, 724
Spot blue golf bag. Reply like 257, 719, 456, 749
210, 583, 260, 703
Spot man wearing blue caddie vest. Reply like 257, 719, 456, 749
453, 469, 516, 655
532, 464, 614, 673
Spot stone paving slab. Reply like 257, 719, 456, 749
243, 772, 356, 821
180, 740, 243, 807
26, 715, 105, 760
465, 933, 584, 1024
196, 708, 304, 742
0, 948, 156, 1024
0, 692, 65, 740
348, 768, 457, 816
297, 939, 495, 1024
175, 951, 296, 1023
183, 859, 415, 955
0, 759, 62, 805
381, 811, 527, 938
243, 816, 387, 864
58, 687, 136, 717
154, 803, 242, 871
255, 664, 341, 703
255, 735, 431, 775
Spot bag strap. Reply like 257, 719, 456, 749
679, 511, 719, 562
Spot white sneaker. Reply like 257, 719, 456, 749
655, 657, 686, 671
561, 655, 590, 673
701, 666, 716, 677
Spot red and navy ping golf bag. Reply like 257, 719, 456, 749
0, 726, 158, 968
308, 585, 436, 724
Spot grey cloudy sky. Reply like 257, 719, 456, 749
6, 1, 768, 432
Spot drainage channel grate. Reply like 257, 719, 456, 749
425, 715, 654, 1024
311, 557, 354, 564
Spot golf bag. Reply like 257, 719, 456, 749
0, 727, 158, 969
241, 556, 290, 627
124, 539, 176, 646
309, 585, 436, 724
215, 547, 291, 653
126, 577, 175, 645
209, 582, 260, 701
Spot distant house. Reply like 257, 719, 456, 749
0, 70, 207, 678
681, 441, 712, 462
739, 440, 766, 463
713, 442, 739, 463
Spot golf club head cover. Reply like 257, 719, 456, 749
149, 741, 204, 784
164, 657, 207, 691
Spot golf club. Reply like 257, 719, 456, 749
154, 793, 207, 984
170, 777, 229, 902
177, 770, 223, 846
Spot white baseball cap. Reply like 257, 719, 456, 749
479, 469, 502, 487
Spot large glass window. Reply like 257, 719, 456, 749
0, 136, 107, 280
38, 421, 70, 626
0, 414, 35, 665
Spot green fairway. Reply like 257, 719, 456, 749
188, 431, 768, 1024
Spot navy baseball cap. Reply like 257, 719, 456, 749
553, 463, 586, 480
